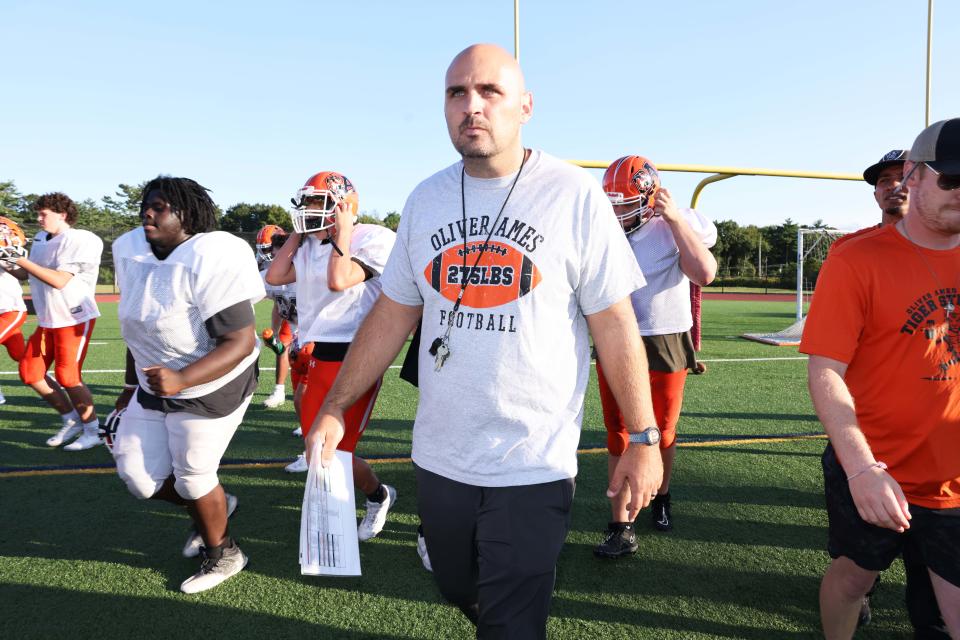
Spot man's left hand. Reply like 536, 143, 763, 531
654, 187, 681, 224
333, 200, 353, 237
141, 366, 187, 396
607, 442, 664, 521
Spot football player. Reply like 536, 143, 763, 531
256, 224, 296, 409
2, 194, 104, 450
110, 176, 265, 594
0, 216, 29, 404
594, 156, 717, 558
266, 171, 398, 538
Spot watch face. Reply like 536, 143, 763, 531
630, 428, 661, 446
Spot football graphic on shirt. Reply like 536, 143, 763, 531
424, 241, 542, 308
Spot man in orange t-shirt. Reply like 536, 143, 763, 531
801, 119, 960, 638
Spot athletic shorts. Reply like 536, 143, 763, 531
298, 354, 380, 454
278, 319, 293, 345
0, 310, 26, 362
596, 361, 687, 454
18, 319, 95, 387
114, 392, 251, 501
822, 443, 960, 587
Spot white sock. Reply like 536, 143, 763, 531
63, 410, 81, 426
273, 384, 285, 394
82, 418, 100, 435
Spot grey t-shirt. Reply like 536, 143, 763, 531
381, 150, 645, 487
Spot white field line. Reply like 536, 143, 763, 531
0, 355, 807, 376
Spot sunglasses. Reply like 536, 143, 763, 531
904, 163, 960, 191
925, 164, 960, 191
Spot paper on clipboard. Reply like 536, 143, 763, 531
299, 448, 361, 576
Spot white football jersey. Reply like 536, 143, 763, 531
294, 224, 395, 343
627, 207, 717, 335
28, 228, 102, 328
0, 270, 26, 313
113, 228, 266, 399
260, 268, 298, 326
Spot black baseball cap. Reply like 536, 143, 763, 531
863, 149, 907, 185
909, 118, 960, 174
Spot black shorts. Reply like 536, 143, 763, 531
822, 443, 960, 587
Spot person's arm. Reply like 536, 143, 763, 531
327, 202, 369, 291
271, 303, 283, 335
9, 256, 74, 289
142, 304, 257, 396
655, 188, 717, 286
306, 294, 423, 466
115, 348, 139, 410
266, 233, 300, 285
808, 354, 911, 532
587, 297, 663, 520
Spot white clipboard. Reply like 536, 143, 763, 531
299, 448, 361, 576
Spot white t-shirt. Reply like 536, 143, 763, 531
113, 228, 265, 399
381, 150, 645, 487
0, 271, 26, 313
28, 228, 102, 328
628, 208, 717, 335
294, 224, 395, 343
260, 268, 298, 328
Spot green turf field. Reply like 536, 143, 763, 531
0, 300, 912, 638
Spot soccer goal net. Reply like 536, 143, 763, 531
742, 227, 847, 346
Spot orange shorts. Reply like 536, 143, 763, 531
19, 319, 96, 387
0, 310, 27, 362
596, 361, 687, 455
298, 355, 381, 453
278, 320, 293, 345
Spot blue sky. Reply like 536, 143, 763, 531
3, 0, 957, 230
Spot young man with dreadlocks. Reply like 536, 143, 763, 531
2, 193, 104, 450
110, 176, 265, 594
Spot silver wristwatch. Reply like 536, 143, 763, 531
628, 427, 661, 446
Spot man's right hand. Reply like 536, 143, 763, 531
115, 387, 135, 412
606, 441, 664, 521
305, 406, 346, 468
848, 466, 911, 532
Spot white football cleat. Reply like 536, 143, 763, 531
263, 388, 285, 408
180, 541, 248, 594
284, 453, 308, 473
0, 388, 6, 405
46, 421, 82, 447
417, 530, 433, 572
358, 485, 397, 541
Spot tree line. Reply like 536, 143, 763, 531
2, 178, 834, 289
0, 179, 400, 283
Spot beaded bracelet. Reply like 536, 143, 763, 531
846, 461, 887, 481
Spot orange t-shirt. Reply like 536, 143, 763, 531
800, 224, 960, 509
829, 223, 881, 253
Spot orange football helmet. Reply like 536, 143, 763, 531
0, 216, 27, 260
602, 156, 660, 234
255, 224, 286, 263
289, 171, 359, 235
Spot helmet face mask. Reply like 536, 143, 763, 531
99, 408, 125, 454
290, 172, 359, 235
0, 216, 28, 262
602, 156, 660, 235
